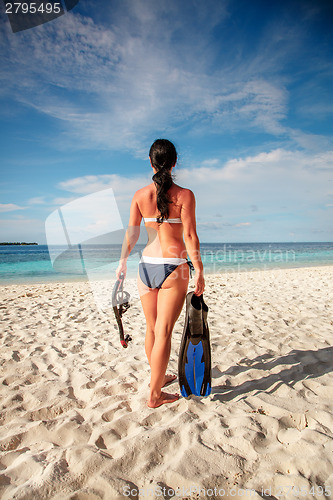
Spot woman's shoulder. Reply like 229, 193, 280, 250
172, 184, 195, 201
133, 183, 155, 199
132, 184, 157, 213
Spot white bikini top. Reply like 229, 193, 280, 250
143, 217, 182, 223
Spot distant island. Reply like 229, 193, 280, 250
0, 242, 38, 246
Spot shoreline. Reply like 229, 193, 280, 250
1, 261, 333, 287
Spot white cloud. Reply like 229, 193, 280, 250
178, 149, 333, 189
289, 130, 333, 152
28, 197, 46, 205
56, 174, 152, 224
51, 196, 79, 206
0, 203, 26, 212
58, 173, 150, 197
178, 148, 333, 239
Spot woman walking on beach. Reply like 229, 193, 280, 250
116, 139, 204, 408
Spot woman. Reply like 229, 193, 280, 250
116, 139, 204, 408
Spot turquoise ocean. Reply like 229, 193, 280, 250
0, 242, 333, 285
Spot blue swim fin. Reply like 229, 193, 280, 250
178, 292, 211, 397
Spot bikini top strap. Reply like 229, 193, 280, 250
143, 217, 182, 223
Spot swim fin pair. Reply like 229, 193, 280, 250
178, 292, 211, 397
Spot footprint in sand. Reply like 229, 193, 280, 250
101, 401, 132, 422
12, 351, 20, 362
277, 413, 308, 444
0, 434, 22, 452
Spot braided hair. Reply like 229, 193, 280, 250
149, 139, 177, 223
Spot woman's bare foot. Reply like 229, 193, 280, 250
147, 391, 179, 409
149, 374, 177, 388
163, 374, 177, 387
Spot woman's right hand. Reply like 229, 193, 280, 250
116, 260, 127, 280
194, 271, 205, 296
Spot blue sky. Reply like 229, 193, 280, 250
0, 0, 333, 243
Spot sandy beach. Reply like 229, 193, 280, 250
0, 266, 332, 499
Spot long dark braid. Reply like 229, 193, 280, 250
149, 139, 177, 223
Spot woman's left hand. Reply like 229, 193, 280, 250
194, 271, 205, 296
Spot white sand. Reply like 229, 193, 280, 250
0, 266, 332, 499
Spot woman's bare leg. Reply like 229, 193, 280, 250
138, 273, 158, 361
138, 263, 189, 407
148, 263, 189, 407
138, 277, 176, 386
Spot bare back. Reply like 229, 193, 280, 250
129, 182, 196, 259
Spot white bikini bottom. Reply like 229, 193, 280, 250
139, 256, 187, 265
